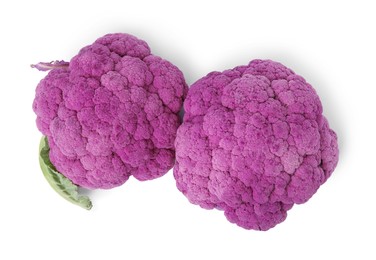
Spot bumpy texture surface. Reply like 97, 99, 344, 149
174, 60, 338, 230
33, 33, 188, 189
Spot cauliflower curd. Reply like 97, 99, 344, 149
33, 33, 188, 189
173, 59, 338, 230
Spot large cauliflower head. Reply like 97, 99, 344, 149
174, 59, 338, 230
33, 33, 188, 189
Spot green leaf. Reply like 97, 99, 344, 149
39, 136, 92, 210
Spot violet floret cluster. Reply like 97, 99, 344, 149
33, 33, 188, 189
173, 59, 338, 230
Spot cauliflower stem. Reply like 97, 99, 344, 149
31, 60, 69, 71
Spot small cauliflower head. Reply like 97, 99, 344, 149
174, 60, 338, 230
33, 33, 188, 189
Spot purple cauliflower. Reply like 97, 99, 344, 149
33, 33, 188, 189
173, 59, 338, 230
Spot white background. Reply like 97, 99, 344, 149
0, 0, 375, 259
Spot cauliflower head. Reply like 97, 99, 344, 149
173, 59, 338, 230
33, 33, 188, 189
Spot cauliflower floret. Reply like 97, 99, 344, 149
174, 59, 338, 230
33, 33, 188, 189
